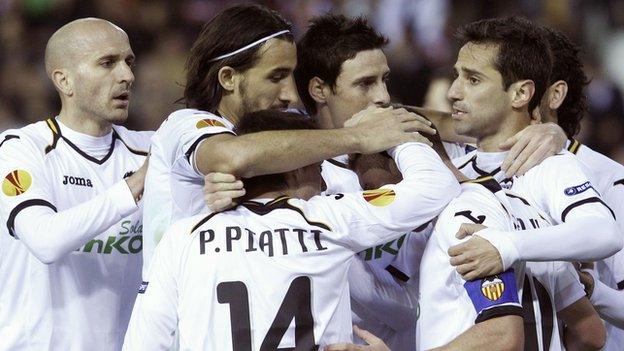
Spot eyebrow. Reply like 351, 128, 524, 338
457, 66, 485, 78
97, 53, 135, 61
267, 67, 291, 76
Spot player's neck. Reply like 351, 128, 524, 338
477, 112, 529, 152
57, 108, 112, 137
217, 98, 241, 126
316, 106, 338, 130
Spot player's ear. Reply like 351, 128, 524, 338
217, 66, 238, 93
548, 80, 568, 110
309, 76, 329, 105
510, 79, 535, 110
52, 69, 73, 97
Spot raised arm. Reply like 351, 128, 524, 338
195, 106, 435, 178
431, 316, 523, 351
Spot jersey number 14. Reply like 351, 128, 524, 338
217, 276, 319, 350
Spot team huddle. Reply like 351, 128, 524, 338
1, 3, 623, 351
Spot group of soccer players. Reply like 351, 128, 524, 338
1, 3, 623, 351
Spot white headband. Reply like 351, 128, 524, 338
209, 30, 291, 62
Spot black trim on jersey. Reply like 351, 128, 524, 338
462, 176, 502, 194
523, 276, 538, 350
44, 118, 119, 164
116, 131, 148, 156
44, 118, 61, 154
0, 135, 19, 149
414, 220, 431, 232
534, 277, 553, 350
614, 179, 624, 187
475, 305, 523, 324
7, 199, 57, 238
242, 197, 331, 231
505, 193, 530, 206
567, 138, 581, 154
617, 280, 624, 290
386, 264, 410, 282
184, 131, 234, 163
561, 197, 616, 222
326, 158, 350, 170
62, 132, 117, 165
190, 211, 221, 234
457, 155, 502, 177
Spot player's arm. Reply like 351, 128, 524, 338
434, 201, 524, 351
123, 223, 180, 350
548, 262, 606, 351
580, 266, 624, 330
451, 154, 621, 278
430, 316, 523, 351
558, 297, 606, 351
310, 141, 460, 252
0, 137, 146, 264
195, 106, 435, 178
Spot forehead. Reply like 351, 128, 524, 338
76, 26, 133, 60
455, 42, 499, 72
338, 49, 389, 82
249, 38, 297, 71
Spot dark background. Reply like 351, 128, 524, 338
1, 0, 623, 162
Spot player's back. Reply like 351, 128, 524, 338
131, 196, 387, 350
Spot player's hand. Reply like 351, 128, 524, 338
347, 106, 436, 153
325, 326, 391, 351
574, 261, 596, 298
499, 122, 566, 177
449, 223, 504, 280
126, 155, 149, 204
203, 172, 245, 212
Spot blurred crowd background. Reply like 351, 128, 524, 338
1, 0, 624, 162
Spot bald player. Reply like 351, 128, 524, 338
0, 18, 151, 350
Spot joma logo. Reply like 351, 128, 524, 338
63, 175, 93, 187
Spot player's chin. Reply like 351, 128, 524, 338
107, 109, 129, 124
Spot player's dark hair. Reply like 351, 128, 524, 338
455, 16, 552, 112
235, 110, 317, 199
295, 14, 388, 115
184, 4, 293, 113
540, 26, 588, 137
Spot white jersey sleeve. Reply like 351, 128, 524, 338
303, 142, 460, 253
161, 110, 235, 179
476, 153, 621, 268
587, 268, 624, 330
552, 262, 586, 312
0, 132, 138, 264
123, 219, 186, 350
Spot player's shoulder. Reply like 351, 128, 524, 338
524, 150, 581, 178
0, 119, 55, 159
574, 141, 624, 181
156, 108, 234, 134
112, 125, 153, 155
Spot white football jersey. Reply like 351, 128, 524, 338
142, 108, 235, 276
522, 261, 585, 351
0, 118, 151, 350
418, 179, 527, 350
452, 150, 614, 228
124, 142, 459, 350
321, 156, 421, 351
565, 138, 624, 350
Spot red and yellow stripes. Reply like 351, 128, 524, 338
2, 170, 32, 196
